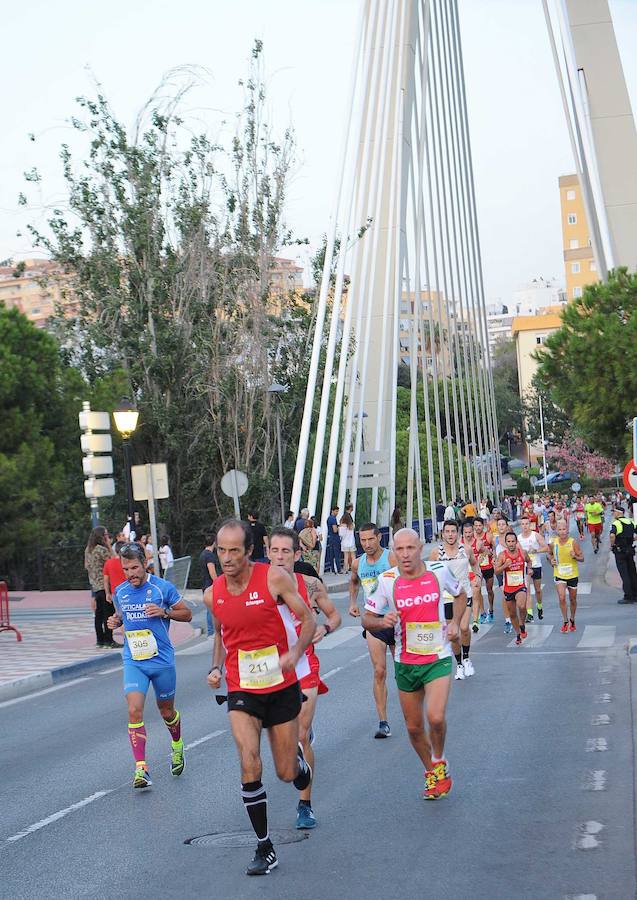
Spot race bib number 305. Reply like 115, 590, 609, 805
125, 630, 158, 661
406, 622, 443, 656
238, 645, 284, 690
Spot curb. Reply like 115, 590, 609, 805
0, 626, 204, 703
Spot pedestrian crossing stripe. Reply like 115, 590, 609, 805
505, 624, 616, 650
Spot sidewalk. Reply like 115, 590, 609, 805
0, 590, 201, 702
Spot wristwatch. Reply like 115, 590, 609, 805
323, 623, 331, 635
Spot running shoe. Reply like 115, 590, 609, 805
308, 725, 316, 746
520, 629, 528, 640
293, 743, 312, 790
462, 658, 475, 677
246, 840, 278, 876
525, 612, 534, 624
515, 635, 522, 646
133, 766, 152, 789
296, 802, 317, 830
504, 621, 513, 635
374, 721, 391, 739
537, 604, 544, 621
454, 664, 465, 681
171, 740, 185, 777
479, 612, 488, 625
487, 612, 494, 624
432, 759, 453, 797
560, 622, 569, 634
471, 621, 479, 634
423, 769, 440, 800
569, 621, 576, 632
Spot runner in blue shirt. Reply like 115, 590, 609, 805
108, 542, 192, 789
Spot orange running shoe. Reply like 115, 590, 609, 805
569, 621, 576, 632
560, 622, 569, 634
423, 760, 453, 800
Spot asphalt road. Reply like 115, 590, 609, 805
2, 538, 636, 900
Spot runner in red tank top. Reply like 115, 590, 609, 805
494, 531, 532, 646
206, 520, 315, 877
268, 526, 341, 830
471, 518, 495, 626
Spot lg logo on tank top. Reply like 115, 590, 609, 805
246, 591, 264, 607
395, 592, 439, 608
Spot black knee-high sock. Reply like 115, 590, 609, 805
242, 780, 268, 842
461, 644, 470, 660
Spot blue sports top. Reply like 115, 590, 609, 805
358, 547, 392, 600
114, 574, 181, 667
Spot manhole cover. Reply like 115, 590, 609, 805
185, 830, 308, 848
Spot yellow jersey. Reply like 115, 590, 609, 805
551, 536, 579, 580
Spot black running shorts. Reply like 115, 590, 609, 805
227, 681, 302, 728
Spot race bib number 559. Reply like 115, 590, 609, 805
406, 622, 443, 656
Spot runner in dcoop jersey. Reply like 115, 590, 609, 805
207, 520, 315, 877
107, 542, 192, 790
362, 529, 466, 800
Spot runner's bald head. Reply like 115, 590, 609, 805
394, 527, 420, 544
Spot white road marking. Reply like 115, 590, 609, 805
586, 738, 608, 752
591, 714, 611, 726
582, 770, 607, 792
6, 791, 112, 843
0, 678, 91, 710
469, 624, 493, 642
577, 582, 592, 594
578, 626, 615, 648
595, 693, 612, 703
97, 665, 123, 675
317, 626, 361, 650
573, 821, 604, 850
176, 640, 214, 657
321, 667, 342, 679
353, 653, 369, 662
564, 895, 597, 900
184, 730, 226, 751
507, 624, 553, 648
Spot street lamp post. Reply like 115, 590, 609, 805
113, 399, 140, 537
268, 384, 287, 524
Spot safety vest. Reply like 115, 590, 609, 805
612, 518, 636, 553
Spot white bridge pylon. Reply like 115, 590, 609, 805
291, 0, 502, 549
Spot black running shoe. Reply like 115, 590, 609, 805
246, 840, 278, 876
537, 605, 544, 621
292, 742, 312, 791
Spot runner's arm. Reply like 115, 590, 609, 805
571, 539, 584, 561
348, 558, 361, 616
103, 571, 112, 605
493, 553, 508, 574
145, 599, 192, 622
305, 576, 341, 642
268, 566, 315, 668
208, 615, 226, 689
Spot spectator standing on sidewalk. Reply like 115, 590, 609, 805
104, 540, 127, 646
199, 530, 221, 637
84, 526, 117, 649
325, 505, 342, 574
159, 535, 174, 577
610, 506, 637, 605
299, 518, 320, 571
247, 511, 270, 563
339, 512, 357, 574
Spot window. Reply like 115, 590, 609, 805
536, 335, 545, 345
567, 213, 577, 225
590, 261, 597, 272
566, 189, 576, 200
569, 239, 579, 249
571, 262, 580, 274
573, 286, 582, 298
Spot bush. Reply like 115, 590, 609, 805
516, 476, 532, 495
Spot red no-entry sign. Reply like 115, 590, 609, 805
623, 461, 637, 497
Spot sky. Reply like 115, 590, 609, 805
0, 0, 636, 306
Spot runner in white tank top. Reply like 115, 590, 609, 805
429, 520, 481, 681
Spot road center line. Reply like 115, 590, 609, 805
321, 668, 342, 679
0, 678, 91, 710
6, 791, 113, 843
184, 730, 226, 750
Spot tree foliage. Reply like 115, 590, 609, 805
490, 338, 523, 442
23, 45, 325, 553
534, 269, 637, 460
546, 432, 615, 481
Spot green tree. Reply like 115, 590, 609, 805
491, 338, 523, 442
22, 45, 327, 553
535, 269, 637, 460
521, 378, 570, 445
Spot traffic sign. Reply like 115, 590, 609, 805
132, 463, 169, 501
221, 469, 248, 517
633, 417, 637, 467
84, 477, 115, 498
623, 461, 637, 498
